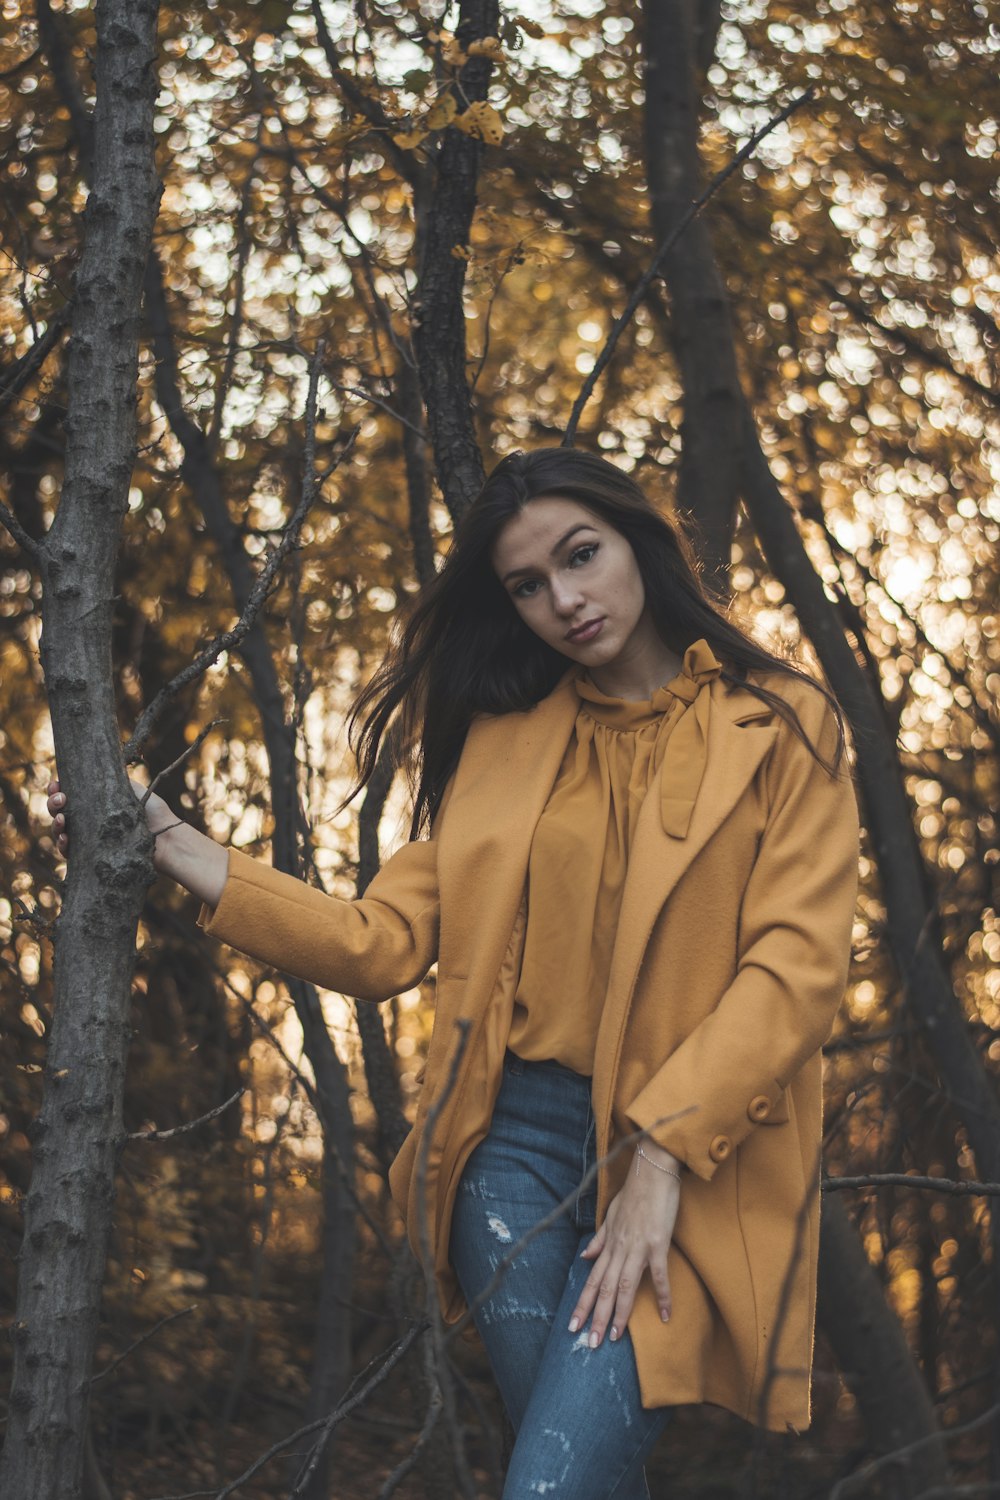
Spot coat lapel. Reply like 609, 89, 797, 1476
590, 676, 779, 1141
435, 668, 779, 1116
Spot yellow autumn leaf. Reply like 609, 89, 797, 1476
453, 101, 504, 146
426, 94, 458, 129
468, 36, 503, 58
442, 40, 467, 65
392, 128, 430, 150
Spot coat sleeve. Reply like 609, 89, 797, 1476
196, 779, 455, 1003
623, 685, 861, 1181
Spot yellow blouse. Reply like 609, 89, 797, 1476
506, 637, 724, 1076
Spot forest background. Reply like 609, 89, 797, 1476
1, 0, 999, 1497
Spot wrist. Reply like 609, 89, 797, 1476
635, 1141, 684, 1177
152, 816, 192, 877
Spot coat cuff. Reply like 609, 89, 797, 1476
196, 845, 260, 941
624, 1074, 790, 1182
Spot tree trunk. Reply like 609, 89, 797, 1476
818, 1196, 950, 1495
640, 0, 745, 594
411, 0, 499, 522
0, 4, 162, 1496
140, 253, 356, 1496
637, 0, 952, 1464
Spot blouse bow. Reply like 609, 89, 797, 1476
575, 636, 722, 839
657, 637, 722, 838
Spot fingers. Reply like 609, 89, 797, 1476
610, 1255, 647, 1344
569, 1239, 672, 1346
47, 781, 68, 855
649, 1254, 672, 1324
568, 1249, 612, 1343
578, 1222, 606, 1260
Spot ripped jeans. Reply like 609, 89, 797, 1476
449, 1050, 673, 1499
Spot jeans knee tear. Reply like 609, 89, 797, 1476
486, 1213, 512, 1243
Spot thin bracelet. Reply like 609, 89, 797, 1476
635, 1144, 682, 1182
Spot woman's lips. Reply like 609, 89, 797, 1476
566, 617, 605, 643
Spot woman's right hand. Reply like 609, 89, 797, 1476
46, 776, 178, 858
46, 773, 228, 907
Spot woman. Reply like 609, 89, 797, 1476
48, 447, 860, 1498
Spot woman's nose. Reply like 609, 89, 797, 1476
550, 578, 586, 615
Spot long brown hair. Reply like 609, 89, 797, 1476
344, 447, 850, 836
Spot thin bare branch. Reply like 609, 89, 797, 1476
142, 719, 227, 805
562, 87, 815, 446
127, 1087, 245, 1142
89, 1304, 198, 1385
0, 498, 42, 559
829, 1402, 1000, 1500
823, 1172, 1000, 1198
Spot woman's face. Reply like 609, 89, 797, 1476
491, 496, 655, 669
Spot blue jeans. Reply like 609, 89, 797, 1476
449, 1050, 673, 1498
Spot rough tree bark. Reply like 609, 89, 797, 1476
411, 0, 500, 523
0, 3, 162, 1497
638, 0, 954, 1480
27, 12, 360, 1484
640, 0, 744, 593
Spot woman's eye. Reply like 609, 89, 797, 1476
511, 545, 597, 600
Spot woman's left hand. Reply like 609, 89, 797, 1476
568, 1142, 682, 1347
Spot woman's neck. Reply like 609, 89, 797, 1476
585, 621, 685, 701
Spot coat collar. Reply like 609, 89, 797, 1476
435, 667, 779, 1083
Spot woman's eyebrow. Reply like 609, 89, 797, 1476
501, 524, 598, 585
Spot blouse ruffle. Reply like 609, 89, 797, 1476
506, 638, 724, 1076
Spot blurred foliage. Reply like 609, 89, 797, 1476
1, 0, 999, 1493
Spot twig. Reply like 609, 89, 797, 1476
0, 301, 71, 419
828, 1401, 1000, 1500
10, 896, 56, 937
90, 1304, 198, 1385
325, 380, 426, 438
562, 87, 815, 445
142, 720, 227, 804
127, 1087, 245, 1142
470, 241, 527, 395
0, 498, 41, 560
144, 1324, 426, 1499
144, 1325, 426, 1499
822, 1172, 1000, 1197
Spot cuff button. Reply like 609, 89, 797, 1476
748, 1095, 771, 1121
709, 1134, 731, 1162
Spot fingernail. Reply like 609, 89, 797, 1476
568, 1317, 579, 1333
610, 1325, 618, 1341
662, 1310, 670, 1322
589, 1331, 599, 1349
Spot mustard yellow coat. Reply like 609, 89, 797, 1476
199, 665, 860, 1433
